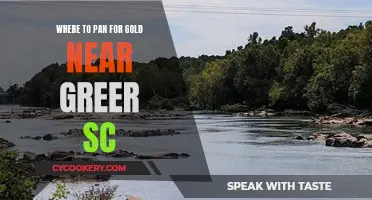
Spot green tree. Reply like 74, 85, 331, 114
189, 60, 227, 108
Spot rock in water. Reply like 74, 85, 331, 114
363, 121, 372, 126
294, 136, 305, 140
32, 136, 42, 140
0, 138, 15, 150
333, 138, 353, 147
35, 154, 47, 161
357, 134, 372, 141
61, 129, 84, 136
180, 153, 190, 158
43, 134, 57, 141
314, 131, 372, 148
362, 140, 372, 148
351, 139, 367, 148
47, 151, 70, 160
325, 138, 335, 146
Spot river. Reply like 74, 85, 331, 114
1, 106, 372, 199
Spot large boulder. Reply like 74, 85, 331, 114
351, 139, 367, 148
43, 134, 58, 141
359, 121, 372, 126
23, 151, 37, 161
294, 136, 305, 140
328, 132, 356, 147
332, 132, 353, 139
35, 154, 47, 161
362, 140, 372, 148
47, 151, 71, 161
333, 137, 356, 147
0, 138, 15, 150
321, 132, 372, 148
357, 134, 372, 141
32, 136, 42, 140
325, 138, 335, 146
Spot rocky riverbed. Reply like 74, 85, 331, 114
1, 136, 191, 161
231, 105, 314, 117
18, 128, 181, 141
310, 116, 372, 126
60, 128, 181, 137
236, 109, 313, 117
0, 107, 191, 121
307, 103, 372, 126
295, 131, 372, 148
22, 150, 190, 161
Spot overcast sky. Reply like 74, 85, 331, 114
0, 0, 372, 89
164, 0, 372, 57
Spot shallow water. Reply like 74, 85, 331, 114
1, 106, 372, 199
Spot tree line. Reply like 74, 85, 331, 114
2, 21, 372, 113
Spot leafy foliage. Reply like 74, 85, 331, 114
0, 151, 34, 200
49, 182, 70, 200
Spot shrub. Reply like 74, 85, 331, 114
220, 104, 249, 112
0, 151, 35, 200
148, 95, 174, 110
49, 182, 70, 200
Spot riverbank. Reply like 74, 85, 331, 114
295, 131, 372, 148
232, 103, 372, 126
308, 105, 372, 126
0, 107, 191, 121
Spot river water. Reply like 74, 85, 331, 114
1, 106, 372, 199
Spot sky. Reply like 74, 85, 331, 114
164, 0, 372, 56
1, 0, 372, 88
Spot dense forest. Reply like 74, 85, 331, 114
2, 21, 372, 113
